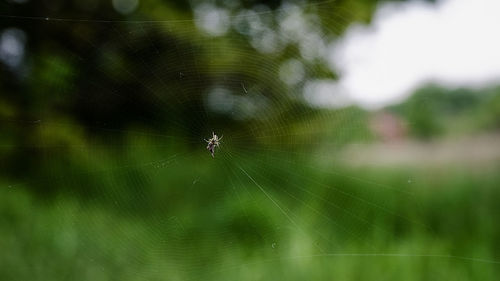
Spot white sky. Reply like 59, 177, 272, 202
324, 0, 500, 109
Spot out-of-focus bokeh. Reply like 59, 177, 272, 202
1, 0, 499, 280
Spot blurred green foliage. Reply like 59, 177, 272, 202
1, 151, 500, 280
391, 85, 500, 139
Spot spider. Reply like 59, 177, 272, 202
205, 132, 222, 157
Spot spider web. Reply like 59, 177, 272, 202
1, 1, 499, 281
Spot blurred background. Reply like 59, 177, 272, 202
1, 0, 499, 280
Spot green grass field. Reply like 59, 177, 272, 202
1, 137, 499, 281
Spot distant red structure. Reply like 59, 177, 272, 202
370, 111, 407, 142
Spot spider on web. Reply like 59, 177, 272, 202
205, 132, 222, 157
